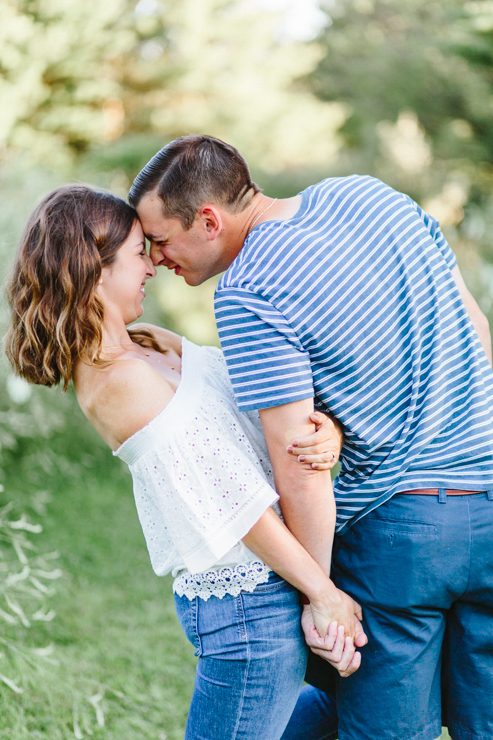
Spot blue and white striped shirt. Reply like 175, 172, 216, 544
214, 176, 493, 532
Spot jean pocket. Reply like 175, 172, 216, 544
251, 572, 290, 593
174, 594, 203, 657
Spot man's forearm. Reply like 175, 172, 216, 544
463, 292, 492, 363
259, 400, 336, 575
477, 320, 491, 364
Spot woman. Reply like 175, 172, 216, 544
5, 185, 359, 739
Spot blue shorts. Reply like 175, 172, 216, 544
305, 492, 493, 740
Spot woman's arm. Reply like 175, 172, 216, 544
288, 410, 344, 470
242, 506, 362, 640
129, 322, 183, 355
242, 506, 367, 676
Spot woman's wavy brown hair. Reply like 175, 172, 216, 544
5, 184, 157, 390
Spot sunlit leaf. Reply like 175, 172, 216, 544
0, 672, 24, 693
31, 608, 57, 622
5, 564, 30, 586
5, 594, 31, 627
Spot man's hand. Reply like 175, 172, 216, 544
287, 411, 344, 470
302, 602, 368, 678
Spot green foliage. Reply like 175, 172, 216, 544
1, 0, 345, 174
0, 0, 137, 167
312, 1, 493, 165
0, 501, 61, 696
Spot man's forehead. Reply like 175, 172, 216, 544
143, 219, 185, 240
137, 192, 166, 216
145, 231, 165, 241
136, 199, 170, 240
141, 221, 169, 241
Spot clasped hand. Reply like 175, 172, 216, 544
303, 591, 368, 678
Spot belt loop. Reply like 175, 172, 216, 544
487, 490, 493, 501
438, 488, 447, 504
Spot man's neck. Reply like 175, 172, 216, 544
218, 194, 304, 275
237, 193, 302, 244
247, 193, 302, 231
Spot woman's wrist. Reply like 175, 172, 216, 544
303, 576, 341, 609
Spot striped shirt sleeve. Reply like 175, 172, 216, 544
214, 288, 314, 412
405, 196, 458, 271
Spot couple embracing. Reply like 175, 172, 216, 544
6, 134, 493, 740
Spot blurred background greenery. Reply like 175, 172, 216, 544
0, 0, 491, 736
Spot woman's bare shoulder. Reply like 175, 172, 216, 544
130, 322, 182, 355
77, 358, 175, 450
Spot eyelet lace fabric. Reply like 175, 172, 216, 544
173, 561, 272, 601
114, 339, 280, 579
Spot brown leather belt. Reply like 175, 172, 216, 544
401, 488, 485, 496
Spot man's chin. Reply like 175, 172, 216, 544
183, 273, 205, 287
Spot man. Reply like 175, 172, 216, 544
130, 134, 493, 740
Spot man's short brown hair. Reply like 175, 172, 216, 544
129, 134, 261, 229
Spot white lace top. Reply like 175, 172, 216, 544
113, 338, 280, 600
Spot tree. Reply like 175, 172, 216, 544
311, 0, 493, 168
0, 0, 137, 167
1, 0, 346, 173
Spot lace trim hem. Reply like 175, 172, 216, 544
172, 561, 272, 601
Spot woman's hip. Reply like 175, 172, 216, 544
174, 571, 307, 662
175, 573, 308, 739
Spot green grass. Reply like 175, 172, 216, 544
0, 435, 196, 739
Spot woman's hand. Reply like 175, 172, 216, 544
309, 586, 364, 642
301, 607, 365, 677
287, 411, 344, 470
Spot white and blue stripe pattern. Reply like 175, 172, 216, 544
215, 176, 493, 532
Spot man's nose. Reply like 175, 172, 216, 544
150, 243, 166, 266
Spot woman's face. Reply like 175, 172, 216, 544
97, 220, 156, 325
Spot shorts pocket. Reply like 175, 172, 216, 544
357, 517, 437, 535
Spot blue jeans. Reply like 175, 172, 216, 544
174, 572, 308, 739
280, 685, 338, 740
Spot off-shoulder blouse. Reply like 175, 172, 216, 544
113, 338, 280, 600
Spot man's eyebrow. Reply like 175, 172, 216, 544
145, 233, 166, 241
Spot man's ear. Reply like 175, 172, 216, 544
198, 205, 223, 241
